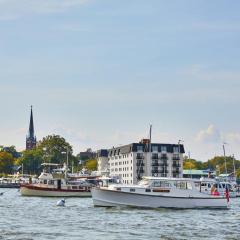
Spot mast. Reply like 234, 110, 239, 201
223, 143, 227, 174
148, 124, 152, 176
232, 154, 236, 180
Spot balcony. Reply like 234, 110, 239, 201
160, 155, 168, 160
136, 161, 145, 166
152, 170, 168, 174
151, 162, 159, 166
172, 162, 181, 167
152, 156, 159, 160
158, 162, 168, 166
137, 168, 144, 173
136, 155, 144, 160
172, 155, 180, 160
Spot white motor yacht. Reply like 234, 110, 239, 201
91, 177, 229, 209
20, 163, 92, 197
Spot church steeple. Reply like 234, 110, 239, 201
29, 106, 34, 139
26, 106, 37, 150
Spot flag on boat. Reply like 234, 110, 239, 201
225, 185, 230, 203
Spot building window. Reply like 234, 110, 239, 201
152, 146, 158, 152
137, 145, 143, 152
161, 146, 167, 152
173, 146, 179, 153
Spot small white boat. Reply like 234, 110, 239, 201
20, 163, 92, 197
91, 177, 229, 209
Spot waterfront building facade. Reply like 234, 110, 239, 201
26, 106, 37, 150
96, 149, 109, 176
97, 140, 185, 184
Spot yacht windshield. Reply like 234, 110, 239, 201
138, 179, 150, 186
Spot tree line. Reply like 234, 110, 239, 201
183, 156, 240, 178
0, 135, 97, 176
1, 136, 239, 178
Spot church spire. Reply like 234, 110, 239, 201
29, 105, 34, 139
26, 106, 37, 150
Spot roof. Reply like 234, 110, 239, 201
183, 170, 216, 175
41, 163, 61, 166
142, 176, 194, 181
108, 143, 185, 156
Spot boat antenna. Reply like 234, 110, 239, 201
148, 124, 152, 177
223, 143, 227, 174
232, 154, 236, 180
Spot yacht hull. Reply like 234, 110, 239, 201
20, 185, 91, 197
91, 188, 228, 209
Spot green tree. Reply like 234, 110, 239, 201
0, 151, 15, 174
84, 159, 97, 171
204, 156, 240, 175
37, 135, 73, 165
183, 157, 204, 170
16, 149, 43, 175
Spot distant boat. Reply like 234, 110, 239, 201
196, 177, 238, 198
20, 163, 92, 197
91, 177, 229, 209
0, 175, 32, 188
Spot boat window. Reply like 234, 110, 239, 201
72, 186, 78, 190
208, 183, 212, 188
138, 179, 149, 186
153, 181, 171, 188
187, 182, 192, 190
43, 180, 47, 184
116, 187, 121, 191
130, 188, 135, 192
194, 182, 200, 188
145, 188, 151, 192
48, 180, 54, 185
218, 184, 222, 189
201, 183, 207, 187
174, 181, 189, 189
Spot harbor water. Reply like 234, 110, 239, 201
0, 189, 239, 240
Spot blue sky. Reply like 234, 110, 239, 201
0, 0, 240, 161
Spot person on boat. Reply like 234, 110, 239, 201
211, 184, 220, 196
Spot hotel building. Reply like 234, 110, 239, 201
97, 139, 185, 184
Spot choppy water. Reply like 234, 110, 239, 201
0, 189, 239, 240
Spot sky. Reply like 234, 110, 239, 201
0, 0, 240, 161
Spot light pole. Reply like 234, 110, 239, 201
232, 154, 236, 180
188, 151, 192, 179
61, 147, 69, 179
178, 140, 184, 177
223, 142, 227, 174
178, 140, 184, 153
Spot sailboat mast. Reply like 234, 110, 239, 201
149, 124, 152, 152
223, 144, 227, 174
148, 124, 152, 176
232, 154, 236, 179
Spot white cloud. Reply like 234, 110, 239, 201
226, 133, 240, 144
196, 124, 222, 143
0, 0, 90, 20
